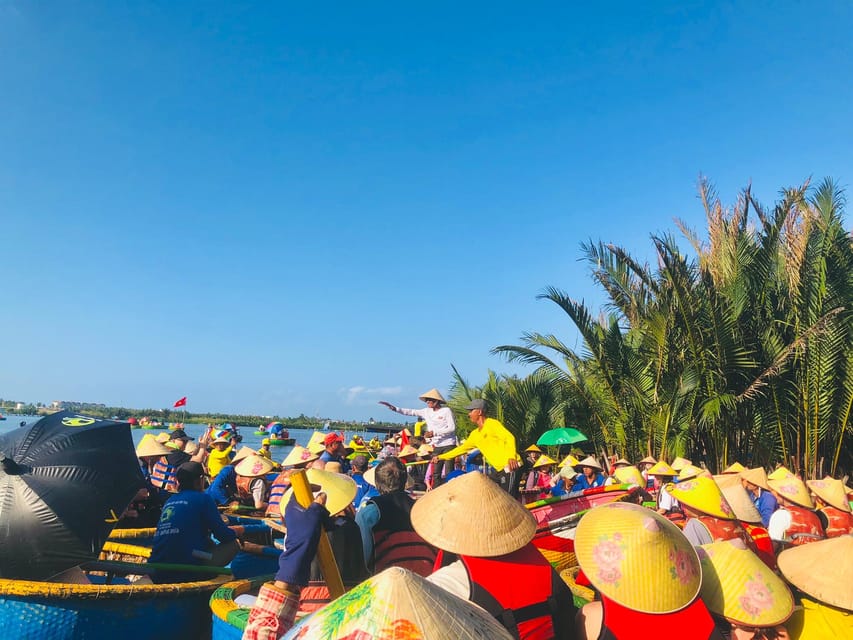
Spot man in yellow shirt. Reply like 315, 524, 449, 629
434, 399, 520, 495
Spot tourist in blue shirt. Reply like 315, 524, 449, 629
350, 454, 372, 508
206, 464, 238, 506
571, 456, 606, 491
742, 467, 778, 527
148, 462, 238, 583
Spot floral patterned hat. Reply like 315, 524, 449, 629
560, 454, 580, 468
767, 476, 814, 509
281, 445, 319, 468
574, 502, 702, 614
677, 464, 710, 482
806, 477, 851, 512
647, 461, 677, 476
613, 465, 644, 487
234, 454, 276, 478
721, 461, 746, 474
698, 539, 794, 627
281, 567, 514, 640
767, 466, 795, 481
667, 476, 737, 520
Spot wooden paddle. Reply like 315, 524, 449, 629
289, 469, 346, 598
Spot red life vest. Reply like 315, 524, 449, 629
461, 543, 574, 640
783, 505, 825, 546
265, 471, 292, 518
370, 492, 436, 577
742, 523, 776, 569
820, 506, 853, 538
696, 515, 758, 553
150, 457, 177, 493
598, 596, 722, 640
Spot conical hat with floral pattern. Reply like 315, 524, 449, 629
234, 454, 276, 478
667, 476, 736, 520
560, 454, 580, 468
768, 476, 814, 509
767, 466, 795, 481
574, 502, 701, 614
671, 456, 693, 471
698, 539, 794, 626
533, 454, 557, 469
807, 477, 851, 512
648, 461, 677, 476
281, 567, 514, 639
613, 465, 644, 487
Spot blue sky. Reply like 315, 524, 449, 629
2, 2, 852, 421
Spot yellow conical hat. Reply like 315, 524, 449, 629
234, 454, 276, 478
281, 445, 319, 468
281, 468, 358, 518
719, 482, 762, 524
722, 462, 746, 474
613, 465, 644, 487
281, 567, 514, 640
807, 477, 851, 512
648, 461, 677, 476
767, 466, 795, 481
525, 444, 542, 453
739, 467, 771, 492
306, 431, 326, 454
155, 431, 172, 443
135, 433, 172, 458
699, 540, 794, 626
667, 476, 736, 520
768, 476, 814, 509
560, 454, 580, 468
533, 455, 557, 469
777, 536, 853, 611
671, 456, 692, 472
410, 471, 536, 557
677, 464, 708, 481
574, 502, 701, 614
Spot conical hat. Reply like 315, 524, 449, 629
418, 388, 446, 403
525, 444, 542, 453
667, 476, 736, 520
739, 467, 771, 492
648, 461, 676, 476
613, 458, 631, 467
613, 465, 644, 487
560, 454, 580, 468
398, 445, 419, 458
719, 482, 762, 524
639, 455, 657, 465
135, 434, 172, 457
807, 477, 851, 512
281, 566, 514, 640
721, 462, 746, 474
575, 456, 602, 471
306, 431, 326, 454
281, 445, 319, 468
698, 539, 794, 626
232, 446, 256, 463
677, 465, 707, 481
778, 536, 853, 611
281, 468, 358, 518
324, 461, 342, 474
417, 444, 434, 457
410, 471, 536, 557
768, 476, 814, 509
768, 466, 795, 481
235, 454, 276, 478
671, 457, 692, 472
155, 431, 172, 443
712, 473, 742, 490
363, 465, 377, 487
533, 455, 557, 469
574, 502, 701, 614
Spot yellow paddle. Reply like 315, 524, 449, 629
288, 468, 346, 598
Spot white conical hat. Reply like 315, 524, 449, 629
410, 471, 536, 557
719, 482, 762, 524
418, 388, 446, 403
281, 567, 514, 639
232, 446, 257, 463
777, 536, 853, 611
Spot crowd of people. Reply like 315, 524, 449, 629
123, 389, 851, 639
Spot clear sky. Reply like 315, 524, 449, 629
2, 2, 852, 421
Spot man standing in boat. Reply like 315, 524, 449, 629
433, 398, 521, 496
379, 387, 458, 486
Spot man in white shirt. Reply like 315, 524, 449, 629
379, 388, 457, 486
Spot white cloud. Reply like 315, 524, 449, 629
341, 385, 403, 405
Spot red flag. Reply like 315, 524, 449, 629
400, 429, 409, 447
173, 396, 187, 408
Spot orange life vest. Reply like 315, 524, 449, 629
236, 475, 267, 507
821, 506, 853, 538
742, 523, 776, 569
462, 543, 575, 640
265, 471, 292, 518
783, 505, 825, 546
150, 457, 177, 493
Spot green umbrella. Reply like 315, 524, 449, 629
536, 427, 588, 447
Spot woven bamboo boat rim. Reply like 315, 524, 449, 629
101, 541, 152, 558
0, 574, 230, 598
209, 575, 273, 629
